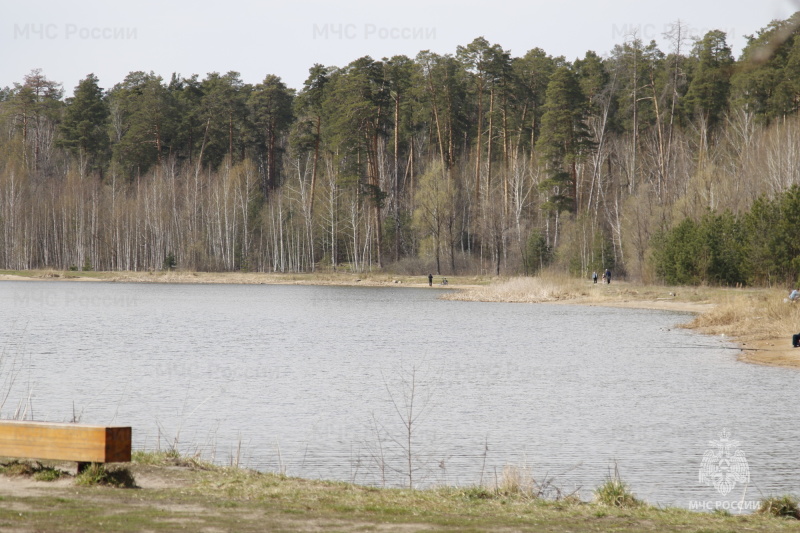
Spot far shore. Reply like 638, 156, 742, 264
2, 269, 797, 370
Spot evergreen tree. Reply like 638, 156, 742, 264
249, 75, 294, 192
684, 30, 734, 129
169, 73, 205, 166
59, 73, 110, 175
323, 56, 391, 267
732, 13, 800, 122
511, 48, 559, 151
536, 66, 592, 214
293, 64, 331, 220
108, 71, 178, 177
198, 71, 250, 168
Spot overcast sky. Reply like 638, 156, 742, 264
2, 0, 797, 96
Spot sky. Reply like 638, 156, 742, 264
2, 0, 797, 96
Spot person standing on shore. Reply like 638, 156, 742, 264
605, 268, 611, 284
592, 271, 598, 284
428, 273, 433, 286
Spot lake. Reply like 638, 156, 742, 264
1, 281, 797, 509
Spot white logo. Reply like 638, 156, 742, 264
699, 428, 750, 496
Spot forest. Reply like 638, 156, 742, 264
3, 13, 800, 285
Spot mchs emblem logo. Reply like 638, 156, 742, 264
699, 428, 750, 496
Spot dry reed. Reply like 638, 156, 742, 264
683, 290, 798, 342
443, 273, 590, 303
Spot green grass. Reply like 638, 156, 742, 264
132, 449, 216, 469
593, 477, 642, 508
1, 457, 800, 532
0, 460, 64, 481
74, 463, 137, 488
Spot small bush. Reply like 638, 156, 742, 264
593, 478, 641, 508
33, 468, 63, 482
75, 464, 137, 488
0, 460, 37, 476
163, 252, 177, 271
0, 460, 63, 481
757, 495, 800, 519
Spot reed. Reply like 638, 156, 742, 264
683, 290, 797, 341
443, 273, 589, 303
493, 464, 576, 501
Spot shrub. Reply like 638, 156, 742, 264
757, 495, 800, 519
75, 463, 137, 488
0, 460, 63, 481
593, 477, 641, 508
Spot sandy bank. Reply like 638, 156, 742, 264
738, 339, 800, 368
561, 297, 716, 315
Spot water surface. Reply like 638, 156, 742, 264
1, 281, 796, 508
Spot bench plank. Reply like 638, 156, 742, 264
0, 421, 131, 463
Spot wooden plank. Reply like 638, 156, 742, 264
0, 421, 131, 463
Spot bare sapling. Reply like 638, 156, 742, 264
379, 362, 439, 489
0, 331, 35, 420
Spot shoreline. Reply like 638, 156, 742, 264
0, 270, 477, 290
0, 452, 790, 532
2, 269, 797, 369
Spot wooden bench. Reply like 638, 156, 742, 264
0, 421, 131, 472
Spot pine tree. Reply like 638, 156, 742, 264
249, 75, 294, 192
59, 73, 109, 176
536, 66, 592, 214
684, 30, 734, 129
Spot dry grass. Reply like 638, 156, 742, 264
4, 453, 800, 531
683, 289, 798, 342
492, 464, 576, 501
442, 271, 707, 305
495, 465, 539, 498
0, 269, 493, 288
442, 273, 590, 302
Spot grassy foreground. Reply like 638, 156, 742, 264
1, 453, 799, 532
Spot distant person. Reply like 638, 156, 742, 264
793, 332, 800, 347
441, 278, 448, 285
605, 268, 612, 284
790, 289, 800, 302
592, 271, 598, 284
428, 273, 433, 287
